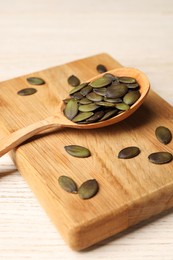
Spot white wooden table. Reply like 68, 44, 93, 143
0, 0, 173, 259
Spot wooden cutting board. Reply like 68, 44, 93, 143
0, 53, 172, 250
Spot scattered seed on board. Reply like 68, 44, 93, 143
17, 88, 37, 96
68, 75, 80, 87
58, 175, 78, 193
118, 146, 140, 159
78, 179, 99, 199
155, 126, 172, 144
27, 77, 45, 85
64, 145, 91, 158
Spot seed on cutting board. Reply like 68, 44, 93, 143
148, 152, 173, 164
118, 76, 136, 84
123, 90, 141, 105
64, 145, 91, 158
89, 77, 112, 88
86, 92, 103, 102
69, 83, 88, 95
78, 103, 99, 112
26, 77, 45, 85
58, 175, 78, 193
72, 112, 94, 122
96, 64, 107, 73
80, 85, 92, 96
64, 99, 78, 120
86, 110, 105, 123
106, 84, 128, 98
118, 146, 140, 159
115, 103, 130, 111
67, 75, 80, 87
78, 179, 99, 199
155, 126, 172, 144
17, 88, 37, 96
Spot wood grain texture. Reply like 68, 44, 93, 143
0, 53, 172, 250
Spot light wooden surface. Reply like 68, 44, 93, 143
0, 0, 173, 259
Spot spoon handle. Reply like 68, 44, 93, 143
0, 116, 62, 157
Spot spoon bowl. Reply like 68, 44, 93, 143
0, 67, 150, 157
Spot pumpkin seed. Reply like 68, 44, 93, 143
68, 75, 80, 87
155, 126, 172, 144
17, 88, 37, 96
78, 179, 99, 199
148, 152, 173, 164
69, 83, 88, 95
118, 146, 140, 159
106, 84, 128, 98
64, 145, 91, 158
86, 92, 103, 102
123, 91, 140, 105
64, 99, 78, 120
80, 85, 92, 96
93, 87, 107, 96
63, 98, 71, 104
115, 103, 130, 111
118, 76, 136, 84
79, 97, 92, 105
86, 110, 105, 123
58, 175, 78, 193
104, 97, 122, 103
103, 73, 117, 81
78, 103, 99, 112
96, 64, 107, 73
95, 101, 115, 107
99, 109, 118, 121
126, 82, 139, 89
72, 92, 83, 100
27, 77, 45, 85
72, 112, 94, 122
89, 77, 112, 88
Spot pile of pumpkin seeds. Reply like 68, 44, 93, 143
64, 73, 141, 124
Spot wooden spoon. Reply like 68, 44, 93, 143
0, 67, 150, 157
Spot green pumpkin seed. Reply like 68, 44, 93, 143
58, 175, 78, 193
68, 75, 80, 87
106, 84, 128, 98
78, 103, 99, 112
155, 126, 172, 144
80, 85, 92, 96
118, 76, 136, 84
17, 88, 37, 96
64, 145, 91, 158
115, 103, 130, 111
86, 92, 103, 102
123, 91, 140, 105
99, 109, 118, 121
78, 179, 99, 199
148, 152, 173, 164
64, 99, 78, 120
72, 112, 94, 122
79, 97, 92, 105
27, 77, 45, 85
104, 97, 122, 103
118, 146, 140, 159
126, 83, 139, 89
72, 92, 83, 100
89, 77, 112, 88
96, 64, 107, 73
95, 101, 115, 107
69, 83, 88, 95
93, 87, 107, 96
103, 73, 117, 81
86, 110, 105, 123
